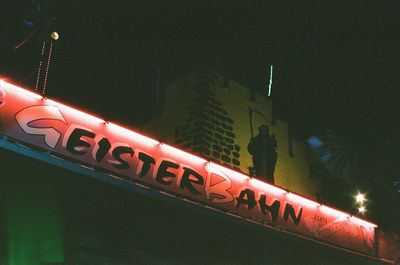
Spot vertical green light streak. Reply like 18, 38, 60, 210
268, 65, 273, 96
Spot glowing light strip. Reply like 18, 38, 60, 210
350, 216, 377, 228
208, 162, 249, 183
250, 178, 287, 196
0, 80, 43, 100
287, 192, 320, 208
0, 80, 378, 229
105, 122, 159, 147
320, 205, 348, 218
320, 205, 377, 228
46, 98, 106, 125
159, 143, 207, 165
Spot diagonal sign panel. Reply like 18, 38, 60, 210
0, 80, 377, 255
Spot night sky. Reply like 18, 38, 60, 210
2, 0, 399, 139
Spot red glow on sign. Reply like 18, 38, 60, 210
46, 98, 106, 125
160, 143, 207, 166
287, 192, 320, 209
0, 80, 43, 100
106, 122, 160, 147
249, 178, 287, 196
0, 80, 378, 255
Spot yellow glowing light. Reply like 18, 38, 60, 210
355, 193, 366, 204
51, 32, 59, 41
358, 206, 366, 214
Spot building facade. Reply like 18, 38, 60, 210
143, 69, 320, 199
0, 78, 397, 265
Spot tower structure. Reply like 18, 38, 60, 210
142, 69, 320, 198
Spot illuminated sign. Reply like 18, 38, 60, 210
0, 80, 377, 255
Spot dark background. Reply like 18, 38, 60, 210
2, 1, 400, 136
1, 0, 400, 229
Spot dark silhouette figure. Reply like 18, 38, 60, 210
247, 125, 278, 183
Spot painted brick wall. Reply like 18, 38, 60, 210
142, 69, 320, 199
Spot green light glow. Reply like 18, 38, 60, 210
3, 177, 64, 265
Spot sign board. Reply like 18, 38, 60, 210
0, 80, 377, 255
